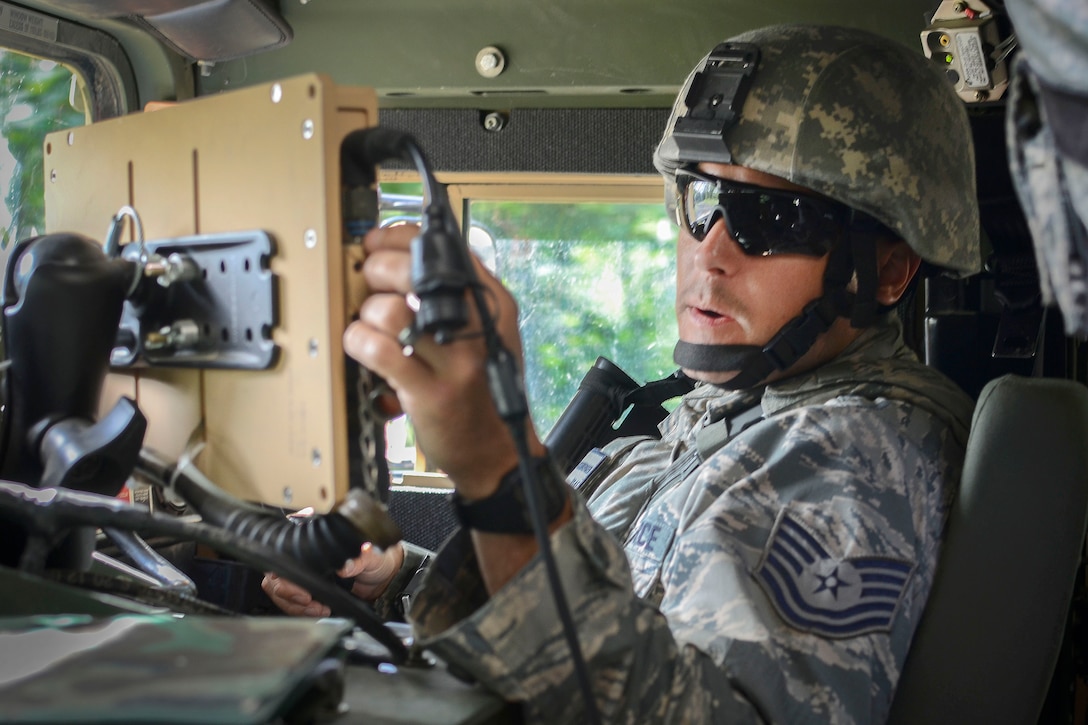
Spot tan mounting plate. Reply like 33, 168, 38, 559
44, 74, 377, 512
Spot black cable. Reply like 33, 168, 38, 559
135, 449, 400, 575
0, 480, 409, 664
507, 419, 601, 725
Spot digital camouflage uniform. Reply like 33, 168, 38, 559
410, 315, 973, 723
1005, 0, 1088, 335
402, 25, 980, 724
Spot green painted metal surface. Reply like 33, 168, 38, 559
198, 0, 942, 108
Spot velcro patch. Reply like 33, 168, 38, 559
755, 511, 914, 638
568, 448, 609, 491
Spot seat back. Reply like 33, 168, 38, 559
888, 374, 1088, 724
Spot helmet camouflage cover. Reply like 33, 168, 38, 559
655, 24, 981, 276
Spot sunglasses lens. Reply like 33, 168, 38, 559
681, 176, 724, 241
676, 171, 838, 257
732, 192, 837, 256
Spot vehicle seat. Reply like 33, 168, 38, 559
888, 374, 1088, 724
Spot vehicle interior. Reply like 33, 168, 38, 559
0, 1, 1085, 723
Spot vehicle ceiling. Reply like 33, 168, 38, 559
18, 0, 942, 111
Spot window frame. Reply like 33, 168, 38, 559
0, 3, 135, 121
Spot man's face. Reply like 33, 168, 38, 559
675, 163, 860, 384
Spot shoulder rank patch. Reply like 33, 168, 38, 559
755, 510, 915, 639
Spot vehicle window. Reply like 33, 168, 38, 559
468, 200, 678, 435
377, 184, 678, 474
0, 48, 87, 272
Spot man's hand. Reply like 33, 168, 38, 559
261, 541, 404, 616
343, 223, 547, 500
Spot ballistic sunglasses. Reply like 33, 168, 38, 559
673, 167, 874, 257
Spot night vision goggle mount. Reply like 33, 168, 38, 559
669, 42, 760, 166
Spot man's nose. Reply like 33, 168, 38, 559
693, 213, 746, 270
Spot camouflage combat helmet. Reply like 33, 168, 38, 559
654, 24, 982, 276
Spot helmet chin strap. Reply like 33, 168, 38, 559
673, 226, 878, 390
673, 290, 852, 389
672, 340, 759, 373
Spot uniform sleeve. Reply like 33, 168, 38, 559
408, 400, 959, 724
369, 540, 432, 622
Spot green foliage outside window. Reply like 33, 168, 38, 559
470, 201, 678, 434
0, 50, 86, 258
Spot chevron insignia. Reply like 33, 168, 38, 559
755, 511, 915, 638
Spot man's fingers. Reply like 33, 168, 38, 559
364, 224, 415, 254
301, 603, 331, 617
338, 553, 366, 579
345, 290, 477, 403
357, 293, 416, 339
262, 573, 330, 617
343, 313, 432, 391
264, 573, 306, 601
362, 248, 413, 294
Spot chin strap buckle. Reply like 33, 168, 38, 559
762, 296, 841, 371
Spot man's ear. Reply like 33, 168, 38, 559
875, 240, 922, 305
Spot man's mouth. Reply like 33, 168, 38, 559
687, 304, 732, 324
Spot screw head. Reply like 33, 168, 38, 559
475, 46, 506, 78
